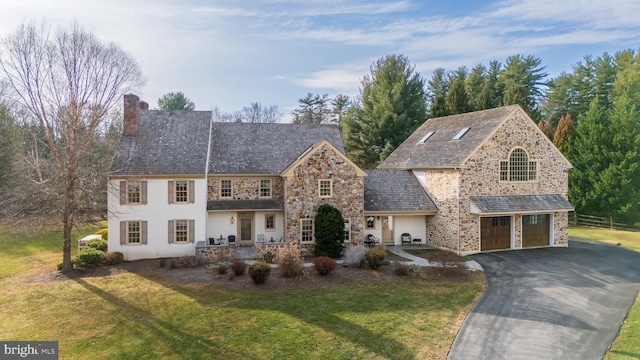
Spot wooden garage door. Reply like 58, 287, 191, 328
522, 214, 550, 247
481, 216, 511, 251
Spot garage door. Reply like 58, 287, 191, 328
481, 216, 511, 251
522, 214, 550, 247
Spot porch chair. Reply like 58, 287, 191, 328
401, 233, 412, 246
227, 235, 236, 245
257, 234, 265, 243
208, 237, 220, 246
364, 234, 379, 248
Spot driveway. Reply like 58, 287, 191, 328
448, 239, 640, 360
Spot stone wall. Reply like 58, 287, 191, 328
283, 143, 365, 246
208, 176, 284, 201
196, 246, 236, 262
421, 169, 460, 251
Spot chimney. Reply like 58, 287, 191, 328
123, 94, 141, 136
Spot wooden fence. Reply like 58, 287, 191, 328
569, 211, 639, 232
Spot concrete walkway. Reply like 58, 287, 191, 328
386, 246, 483, 271
448, 239, 640, 360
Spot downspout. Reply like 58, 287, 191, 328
457, 168, 461, 256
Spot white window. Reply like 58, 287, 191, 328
175, 220, 188, 243
418, 131, 434, 143
127, 221, 141, 244
220, 179, 232, 198
318, 179, 332, 198
452, 127, 470, 140
365, 216, 375, 230
300, 219, 314, 243
265, 214, 275, 231
500, 148, 538, 182
260, 179, 271, 198
175, 180, 188, 203
127, 181, 141, 204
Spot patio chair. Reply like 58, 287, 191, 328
364, 234, 379, 248
401, 233, 412, 246
209, 237, 220, 246
227, 235, 236, 245
257, 234, 265, 243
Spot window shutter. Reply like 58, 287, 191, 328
188, 220, 195, 243
141, 181, 148, 204
141, 221, 148, 245
189, 180, 195, 203
120, 181, 126, 205
120, 221, 126, 245
168, 220, 174, 244
168, 181, 174, 204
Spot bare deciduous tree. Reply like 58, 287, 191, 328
0, 21, 144, 271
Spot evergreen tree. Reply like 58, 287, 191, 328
292, 93, 331, 125
553, 114, 575, 154
428, 68, 449, 117
537, 120, 553, 140
157, 91, 195, 111
314, 204, 345, 258
466, 64, 487, 110
447, 67, 472, 114
342, 54, 427, 168
499, 54, 547, 120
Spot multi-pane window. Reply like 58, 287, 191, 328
265, 214, 275, 230
175, 220, 188, 243
500, 148, 537, 182
127, 181, 141, 204
318, 179, 332, 198
301, 219, 314, 243
127, 221, 141, 244
260, 179, 271, 198
220, 179, 232, 198
344, 218, 351, 242
175, 180, 188, 202
366, 216, 375, 229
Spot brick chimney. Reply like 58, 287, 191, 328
123, 94, 140, 136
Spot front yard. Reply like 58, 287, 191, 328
0, 223, 484, 359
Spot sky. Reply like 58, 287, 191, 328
0, 0, 639, 120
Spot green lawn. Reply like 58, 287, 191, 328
569, 225, 640, 360
0, 223, 484, 360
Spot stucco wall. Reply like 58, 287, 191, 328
394, 216, 427, 245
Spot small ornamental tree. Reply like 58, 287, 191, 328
314, 204, 345, 258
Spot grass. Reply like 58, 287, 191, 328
0, 223, 485, 360
569, 225, 640, 360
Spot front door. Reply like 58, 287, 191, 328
382, 216, 394, 245
238, 212, 254, 246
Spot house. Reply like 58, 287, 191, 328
379, 105, 573, 254
108, 95, 572, 260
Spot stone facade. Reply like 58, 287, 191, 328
283, 142, 365, 245
421, 169, 460, 251
208, 176, 284, 201
196, 245, 236, 262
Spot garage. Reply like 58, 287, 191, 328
481, 216, 511, 251
522, 214, 551, 247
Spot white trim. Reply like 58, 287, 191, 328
300, 218, 314, 243
318, 179, 333, 198
219, 179, 232, 198
126, 220, 142, 245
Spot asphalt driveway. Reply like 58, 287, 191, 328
448, 239, 640, 360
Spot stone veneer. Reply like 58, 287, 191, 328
423, 107, 571, 254
283, 143, 365, 245
208, 176, 284, 201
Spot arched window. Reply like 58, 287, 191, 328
500, 148, 537, 182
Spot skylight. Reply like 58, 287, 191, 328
453, 127, 470, 140
418, 131, 435, 143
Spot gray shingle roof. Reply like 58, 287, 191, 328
111, 110, 212, 175
379, 105, 520, 169
470, 194, 574, 214
208, 123, 344, 174
364, 170, 437, 212
207, 199, 284, 211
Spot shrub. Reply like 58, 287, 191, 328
56, 262, 63, 271
312, 256, 337, 275
231, 259, 247, 275
344, 245, 367, 267
365, 246, 386, 269
394, 263, 409, 276
277, 245, 305, 278
262, 251, 275, 263
72, 248, 105, 270
86, 238, 108, 251
214, 263, 228, 275
95, 228, 109, 240
313, 204, 345, 258
249, 261, 272, 285
105, 252, 124, 265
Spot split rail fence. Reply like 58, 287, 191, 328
569, 212, 639, 232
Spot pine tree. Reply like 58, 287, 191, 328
428, 68, 449, 118
314, 204, 345, 258
446, 68, 472, 114
537, 120, 553, 140
553, 114, 575, 153
499, 54, 547, 120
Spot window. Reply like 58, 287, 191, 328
452, 127, 470, 140
127, 221, 141, 244
366, 216, 375, 229
175, 220, 188, 243
300, 219, 314, 243
418, 131, 434, 143
220, 179, 232, 198
127, 181, 141, 204
175, 180, 188, 203
265, 214, 275, 230
344, 218, 351, 242
260, 179, 271, 198
318, 179, 332, 198
500, 148, 537, 182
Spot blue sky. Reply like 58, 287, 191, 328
1, 0, 639, 120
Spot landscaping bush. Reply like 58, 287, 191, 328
314, 204, 345, 258
262, 251, 275, 263
86, 238, 108, 251
231, 259, 247, 275
344, 245, 367, 267
95, 228, 108, 240
72, 248, 105, 270
426, 250, 467, 278
249, 261, 272, 285
312, 256, 337, 275
364, 246, 386, 269
104, 252, 124, 265
214, 263, 228, 275
277, 245, 305, 278
394, 263, 409, 276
